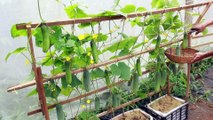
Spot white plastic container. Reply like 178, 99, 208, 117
147, 95, 188, 120
111, 108, 153, 120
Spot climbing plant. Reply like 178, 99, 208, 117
7, 0, 205, 119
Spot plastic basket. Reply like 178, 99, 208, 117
146, 95, 188, 120
111, 108, 153, 120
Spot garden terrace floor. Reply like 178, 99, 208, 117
188, 67, 213, 120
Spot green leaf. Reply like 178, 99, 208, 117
110, 62, 131, 80
171, 15, 182, 29
27, 88, 37, 97
5, 47, 27, 61
78, 22, 97, 29
77, 111, 100, 120
151, 0, 166, 9
144, 25, 159, 39
102, 36, 137, 53
65, 4, 88, 18
110, 64, 121, 76
96, 34, 108, 42
120, 4, 136, 13
11, 24, 27, 38
61, 86, 73, 96
91, 68, 105, 79
118, 62, 131, 80
71, 75, 82, 87
51, 67, 63, 75
136, 7, 146, 12
96, 10, 117, 17
42, 50, 55, 66
49, 26, 62, 45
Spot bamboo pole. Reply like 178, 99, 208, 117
27, 70, 151, 116
35, 67, 50, 120
16, 2, 212, 30
194, 2, 212, 25
7, 33, 213, 92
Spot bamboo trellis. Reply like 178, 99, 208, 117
7, 1, 213, 120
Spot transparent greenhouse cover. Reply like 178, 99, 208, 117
0, 0, 212, 119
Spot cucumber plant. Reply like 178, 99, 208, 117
7, 0, 193, 119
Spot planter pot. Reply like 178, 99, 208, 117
146, 95, 188, 120
111, 108, 153, 120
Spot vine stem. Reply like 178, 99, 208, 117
37, 0, 44, 22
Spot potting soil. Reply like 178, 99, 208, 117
150, 95, 183, 113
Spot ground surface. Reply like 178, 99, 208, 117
188, 67, 213, 120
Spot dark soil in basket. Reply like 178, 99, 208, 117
149, 95, 184, 113
113, 109, 149, 120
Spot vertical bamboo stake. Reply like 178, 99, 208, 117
167, 74, 171, 96
26, 25, 49, 119
26, 25, 42, 102
36, 67, 50, 120
184, 0, 193, 101
186, 64, 191, 101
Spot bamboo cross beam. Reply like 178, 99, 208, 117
194, 1, 212, 25
97, 84, 174, 118
16, 1, 212, 30
7, 32, 213, 92
7, 38, 183, 92
27, 69, 151, 116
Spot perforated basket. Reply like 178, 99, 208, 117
165, 48, 198, 64
146, 95, 188, 120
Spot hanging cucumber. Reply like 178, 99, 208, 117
176, 45, 181, 56
132, 72, 139, 93
160, 69, 167, 87
61, 77, 68, 88
112, 93, 120, 107
83, 69, 90, 92
41, 24, 50, 53
182, 32, 188, 49
95, 96, 100, 110
136, 58, 142, 76
65, 61, 72, 84
169, 63, 177, 75
155, 35, 161, 51
104, 70, 110, 86
56, 104, 65, 120
90, 40, 98, 64
154, 71, 161, 92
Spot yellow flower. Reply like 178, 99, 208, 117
163, 33, 168, 37
92, 34, 98, 40
65, 56, 71, 61
90, 59, 94, 64
87, 52, 91, 56
109, 30, 114, 33
25, 59, 30, 65
78, 34, 87, 40
86, 99, 91, 104
144, 39, 149, 43
81, 104, 86, 109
